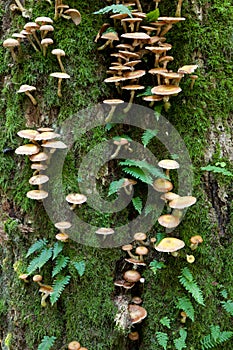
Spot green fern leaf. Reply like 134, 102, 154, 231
149, 259, 166, 275
108, 179, 125, 196
26, 239, 48, 258
52, 255, 69, 277
52, 242, 64, 260
132, 197, 143, 214
221, 300, 233, 316
142, 129, 158, 147
50, 275, 71, 305
122, 166, 153, 184
93, 5, 133, 17
136, 86, 153, 97
156, 331, 168, 350
178, 267, 205, 306
72, 261, 86, 277
38, 336, 56, 350
120, 159, 167, 179
219, 288, 228, 299
27, 248, 53, 275
201, 165, 233, 177
146, 8, 160, 22
201, 325, 233, 350
176, 296, 195, 321
160, 316, 171, 329
174, 328, 187, 350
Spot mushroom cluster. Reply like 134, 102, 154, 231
95, 1, 198, 114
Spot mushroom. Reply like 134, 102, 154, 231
135, 246, 148, 262
19, 274, 29, 283
158, 17, 186, 37
51, 49, 66, 73
17, 129, 39, 140
32, 274, 43, 285
180, 311, 187, 323
133, 232, 147, 245
41, 38, 53, 56
24, 22, 41, 50
50, 72, 70, 97
128, 331, 139, 341
121, 17, 142, 32
190, 75, 198, 89
41, 140, 67, 149
121, 32, 151, 48
186, 254, 195, 263
39, 24, 54, 39
95, 227, 114, 240
98, 31, 119, 51
155, 237, 185, 252
158, 159, 180, 177
190, 235, 203, 250
68, 341, 81, 350
103, 99, 124, 123
128, 304, 147, 324
169, 196, 197, 210
17, 85, 37, 105
29, 174, 49, 187
34, 131, 60, 141
15, 144, 40, 155
39, 284, 53, 307
142, 95, 163, 107
55, 233, 69, 242
110, 138, 131, 159
157, 214, 180, 228
26, 190, 48, 200
153, 178, 173, 192
3, 38, 20, 62
123, 270, 141, 283
66, 193, 87, 210
122, 84, 145, 113
122, 244, 139, 259
64, 9, 82, 25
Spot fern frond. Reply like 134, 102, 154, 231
27, 248, 53, 275
38, 336, 56, 350
50, 275, 71, 305
26, 239, 48, 258
132, 197, 142, 214
149, 259, 166, 275
122, 166, 153, 184
108, 179, 125, 196
136, 86, 153, 97
176, 296, 195, 321
120, 159, 167, 179
72, 261, 86, 277
178, 267, 205, 305
160, 316, 171, 329
93, 5, 133, 17
200, 325, 233, 350
219, 288, 228, 299
146, 8, 160, 22
156, 331, 168, 350
201, 165, 233, 177
52, 242, 64, 260
221, 300, 233, 316
141, 129, 158, 147
52, 255, 70, 277
174, 328, 187, 350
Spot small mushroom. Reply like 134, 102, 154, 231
103, 99, 124, 123
190, 74, 198, 89
39, 284, 53, 307
68, 341, 81, 350
190, 235, 203, 250
158, 159, 180, 177
64, 9, 82, 25
186, 254, 195, 263
180, 311, 187, 323
128, 304, 147, 324
41, 37, 53, 56
158, 214, 180, 228
51, 49, 66, 73
155, 237, 185, 252
123, 270, 141, 283
26, 190, 48, 200
19, 274, 29, 283
3, 38, 20, 62
17, 85, 37, 105
50, 72, 70, 97
66, 193, 87, 210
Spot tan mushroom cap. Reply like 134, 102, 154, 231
169, 196, 197, 209
55, 221, 72, 230
153, 178, 173, 192
15, 144, 40, 155
95, 227, 114, 235
56, 233, 69, 241
64, 9, 82, 25
122, 178, 137, 186
17, 85, 36, 93
125, 258, 146, 266
41, 38, 53, 45
158, 159, 180, 170
35, 131, 60, 141
68, 341, 81, 350
17, 129, 40, 139
50, 72, 70, 79
12, 33, 26, 39
122, 244, 133, 251
124, 60, 142, 67
66, 193, 87, 205
134, 232, 147, 241
124, 70, 146, 79
103, 99, 124, 105
37, 127, 54, 132
128, 304, 147, 324
101, 32, 119, 41
39, 284, 54, 293
29, 174, 49, 185
131, 296, 142, 305
135, 246, 149, 256
19, 273, 29, 281
109, 65, 131, 71
122, 84, 145, 90
161, 192, 180, 201
118, 50, 140, 59
131, 11, 147, 19
158, 16, 186, 23
128, 331, 140, 341
123, 270, 141, 283
148, 68, 168, 75
151, 85, 182, 95
121, 32, 150, 40
104, 76, 127, 83
33, 274, 43, 282
116, 43, 133, 50
178, 65, 198, 74
110, 13, 128, 20
26, 189, 48, 200
40, 24, 54, 32
41, 140, 67, 148
155, 237, 185, 252
35, 17, 53, 24
190, 235, 203, 244
113, 138, 129, 146
3, 38, 20, 48
160, 72, 184, 80
29, 152, 48, 162
52, 48, 65, 56
145, 46, 171, 53
31, 163, 47, 171
143, 95, 163, 102
158, 214, 180, 228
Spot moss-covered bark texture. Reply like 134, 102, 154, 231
0, 0, 232, 349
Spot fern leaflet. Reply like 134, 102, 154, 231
142, 129, 158, 147
176, 296, 195, 321
26, 239, 48, 258
200, 325, 233, 350
178, 267, 205, 305
201, 165, 233, 177
27, 248, 53, 275
156, 331, 168, 350
221, 300, 233, 316
50, 275, 71, 305
93, 5, 133, 17
38, 336, 56, 350
160, 316, 171, 329
108, 179, 125, 196
132, 197, 142, 214
52, 255, 69, 277
122, 166, 153, 184
120, 159, 167, 179
72, 261, 86, 277
174, 329, 187, 350
149, 259, 166, 275
52, 242, 64, 260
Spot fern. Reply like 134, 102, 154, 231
136, 86, 153, 97
52, 255, 69, 277
52, 242, 64, 260
200, 325, 233, 350
27, 248, 53, 275
156, 331, 168, 350
122, 166, 153, 184
160, 316, 171, 329
149, 259, 166, 275
132, 197, 142, 214
201, 165, 233, 177
142, 129, 158, 147
173, 328, 187, 350
178, 267, 205, 306
108, 179, 125, 196
93, 5, 133, 17
176, 296, 195, 322
72, 261, 86, 277
26, 239, 48, 258
38, 336, 56, 350
50, 275, 71, 305
221, 300, 233, 316
120, 159, 167, 179
146, 8, 160, 22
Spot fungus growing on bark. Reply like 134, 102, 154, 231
98, 31, 119, 50
15, 144, 40, 155
39, 284, 53, 307
135, 246, 148, 261
17, 129, 39, 140
123, 270, 141, 283
128, 304, 147, 324
50, 72, 70, 97
103, 99, 124, 122
51, 49, 66, 73
158, 214, 180, 228
169, 196, 197, 210
68, 341, 81, 350
153, 178, 173, 193
66, 193, 87, 210
29, 174, 49, 186
155, 237, 185, 252
41, 37, 54, 56
17, 85, 37, 105
158, 159, 180, 177
64, 9, 82, 25
3, 38, 20, 62
190, 235, 203, 250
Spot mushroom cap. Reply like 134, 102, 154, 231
37, 127, 54, 132
3, 38, 20, 48
124, 70, 146, 79
134, 232, 147, 241
29, 174, 49, 185
110, 13, 128, 20
54, 221, 72, 230
19, 273, 29, 280
190, 235, 203, 244
121, 32, 151, 40
186, 254, 195, 263
123, 270, 141, 283
161, 192, 180, 201
56, 233, 69, 241
113, 138, 129, 146
103, 99, 124, 105
128, 331, 140, 341
158, 159, 180, 170
116, 43, 133, 50
68, 341, 81, 350
118, 50, 140, 59
101, 31, 119, 41
39, 284, 54, 293
109, 65, 131, 71
135, 246, 148, 256
33, 274, 43, 282
40, 24, 54, 32
131, 11, 147, 19
122, 244, 133, 251
51, 48, 65, 56
66, 193, 87, 205
50, 72, 70, 79
17, 85, 36, 93
104, 76, 127, 83
158, 16, 186, 23
122, 84, 145, 90
128, 304, 147, 324
122, 17, 142, 23
15, 144, 40, 155
24, 22, 40, 31
31, 163, 48, 171
35, 16, 53, 24
143, 95, 163, 102
159, 55, 174, 63
41, 38, 54, 45
155, 237, 185, 252
124, 60, 142, 67
158, 214, 180, 228
169, 196, 197, 209
131, 296, 142, 305
41, 140, 67, 149
153, 178, 173, 192
35, 131, 60, 141
145, 45, 171, 53
151, 85, 182, 95
64, 9, 82, 25
160, 72, 183, 80
95, 227, 114, 235
29, 152, 48, 162
148, 68, 168, 75
26, 190, 48, 200
121, 178, 137, 187
178, 65, 198, 74
12, 33, 26, 39
125, 258, 146, 266
17, 129, 39, 140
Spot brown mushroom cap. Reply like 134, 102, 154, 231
29, 152, 48, 162
33, 274, 43, 282
124, 70, 146, 79
17, 129, 39, 139
3, 38, 20, 48
169, 196, 197, 209
143, 95, 163, 102
135, 246, 148, 256
122, 244, 133, 251
56, 233, 69, 241
68, 341, 81, 350
190, 235, 203, 244
134, 232, 147, 241
158, 16, 186, 23
51, 48, 65, 57
41, 38, 54, 45
19, 273, 29, 281
41, 140, 67, 149
104, 76, 127, 83
101, 31, 119, 41
123, 270, 141, 283
54, 221, 72, 230
31, 163, 47, 171
95, 227, 114, 235
151, 85, 182, 95
103, 99, 124, 105
178, 65, 198, 74
131, 296, 142, 305
66, 193, 87, 205
155, 237, 185, 252
39, 284, 54, 293
35, 131, 60, 141
158, 159, 180, 170
26, 190, 48, 200
125, 258, 146, 266
29, 174, 49, 185
161, 192, 180, 201
153, 178, 173, 192
122, 84, 145, 90
35, 17, 53, 24
128, 304, 147, 324
64, 9, 82, 25
128, 331, 140, 341
113, 138, 129, 146
158, 214, 180, 228
37, 127, 54, 132
50, 72, 70, 79
15, 144, 40, 155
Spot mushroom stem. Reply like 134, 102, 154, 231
105, 105, 116, 123
27, 35, 39, 52
57, 56, 65, 73
175, 0, 184, 17
14, 0, 26, 12
9, 47, 19, 62
25, 91, 37, 105
57, 78, 63, 97
54, 0, 59, 20
110, 144, 122, 159
123, 90, 135, 113
127, 250, 139, 260
160, 24, 173, 37
123, 185, 133, 196
135, 0, 142, 12
98, 39, 111, 51
32, 32, 42, 50
41, 292, 50, 307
